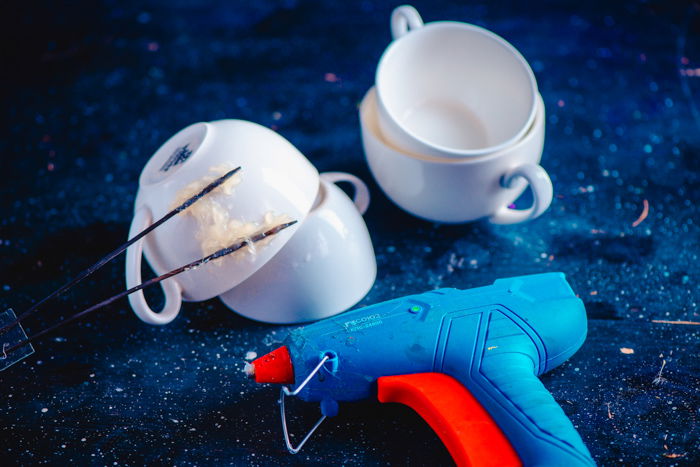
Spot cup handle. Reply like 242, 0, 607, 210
125, 206, 183, 325
391, 5, 424, 40
320, 172, 371, 215
488, 164, 553, 225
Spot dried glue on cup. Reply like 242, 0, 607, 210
172, 167, 291, 261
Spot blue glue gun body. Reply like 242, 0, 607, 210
282, 273, 594, 466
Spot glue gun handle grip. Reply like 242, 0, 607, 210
476, 353, 596, 466
377, 372, 520, 467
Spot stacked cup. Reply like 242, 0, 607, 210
362, 5, 553, 224
126, 119, 376, 325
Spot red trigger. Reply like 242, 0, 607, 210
377, 372, 521, 467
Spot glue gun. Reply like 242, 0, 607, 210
249, 273, 595, 466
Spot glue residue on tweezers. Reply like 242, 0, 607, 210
171, 164, 243, 212
171, 165, 290, 262
197, 209, 291, 261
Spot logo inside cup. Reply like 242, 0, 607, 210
160, 144, 193, 172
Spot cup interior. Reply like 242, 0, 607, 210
377, 22, 537, 153
140, 122, 209, 185
365, 87, 543, 164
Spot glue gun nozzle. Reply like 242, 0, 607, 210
250, 346, 295, 384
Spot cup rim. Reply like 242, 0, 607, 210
375, 20, 539, 158
362, 86, 544, 165
309, 178, 329, 212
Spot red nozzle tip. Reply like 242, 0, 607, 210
251, 345, 295, 384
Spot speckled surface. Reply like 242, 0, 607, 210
1, 0, 699, 465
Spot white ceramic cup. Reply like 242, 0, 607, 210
126, 119, 319, 325
362, 87, 552, 224
376, 5, 538, 159
219, 172, 376, 323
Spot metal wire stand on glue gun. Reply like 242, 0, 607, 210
248, 273, 596, 466
0, 167, 297, 370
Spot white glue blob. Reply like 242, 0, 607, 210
171, 166, 290, 261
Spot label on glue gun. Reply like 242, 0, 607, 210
342, 314, 382, 332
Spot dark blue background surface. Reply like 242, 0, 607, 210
1, 0, 699, 465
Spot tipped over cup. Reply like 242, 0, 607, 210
219, 172, 376, 323
126, 119, 319, 325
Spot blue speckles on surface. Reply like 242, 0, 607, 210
1, 0, 699, 465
